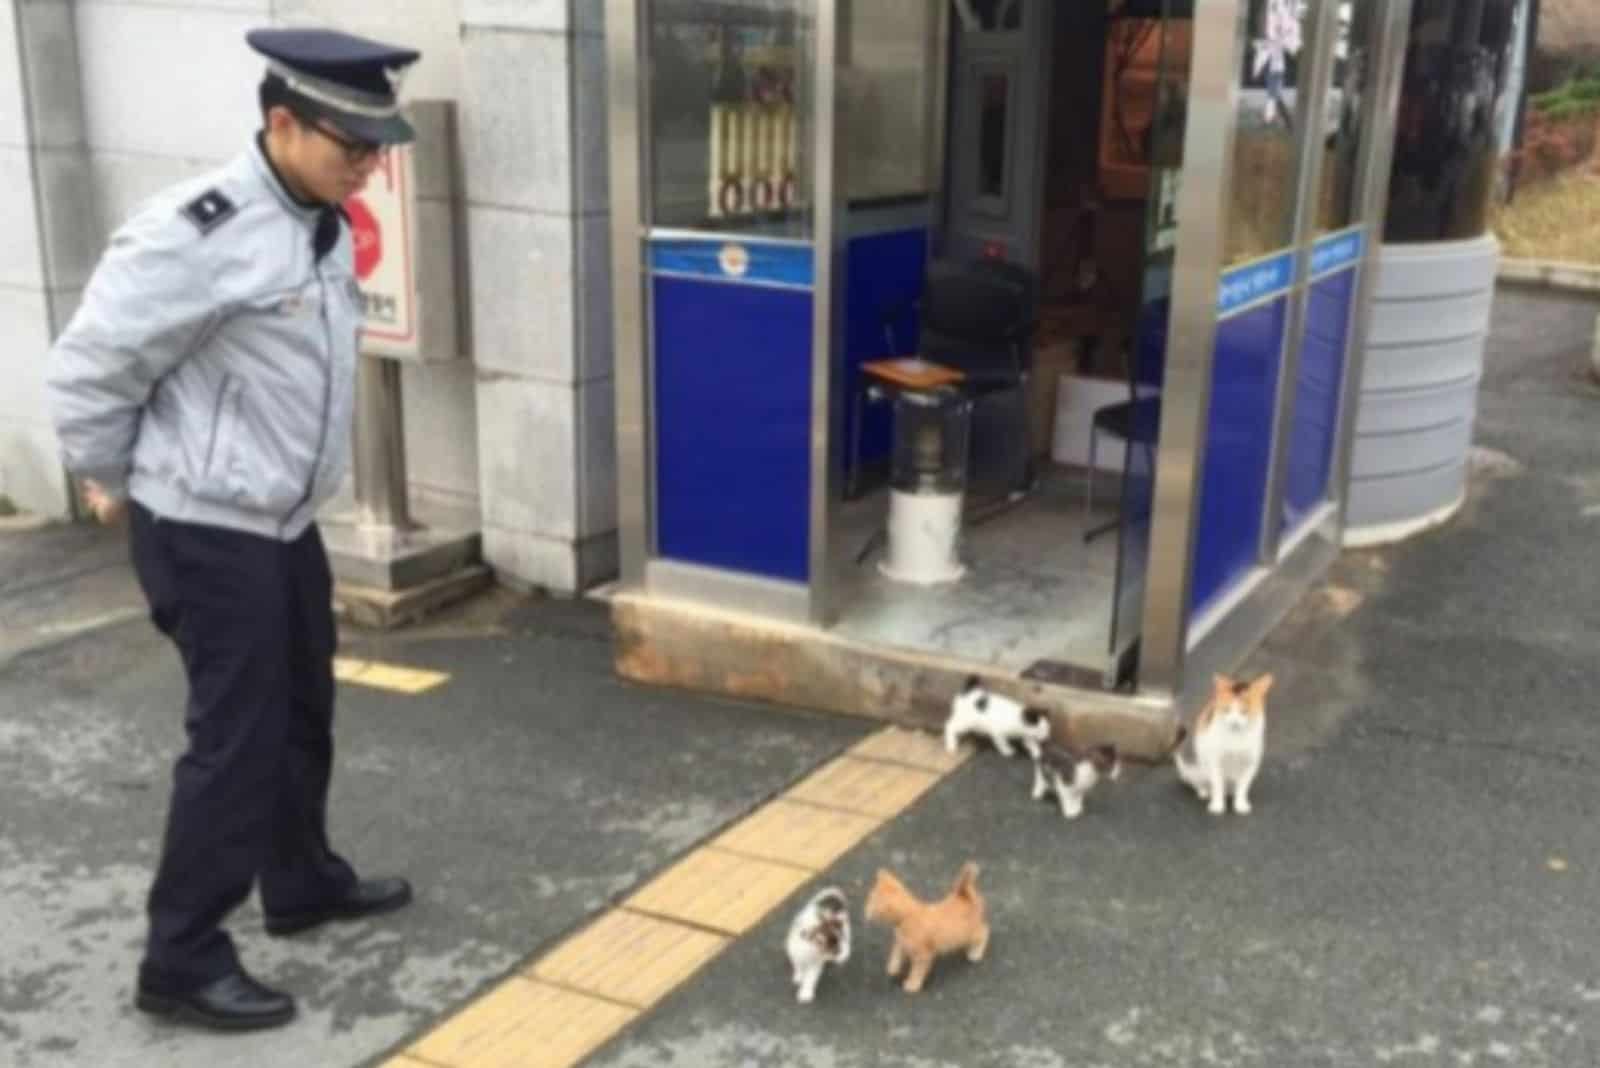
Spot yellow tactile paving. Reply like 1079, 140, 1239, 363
623, 847, 813, 935
332, 657, 370, 681
712, 798, 881, 870
397, 726, 970, 1065
409, 976, 636, 1068
848, 725, 972, 773
785, 755, 944, 819
332, 656, 450, 695
531, 908, 729, 1008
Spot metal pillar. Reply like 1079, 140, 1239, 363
353, 355, 417, 533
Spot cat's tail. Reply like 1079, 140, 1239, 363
1173, 745, 1204, 788
950, 861, 981, 902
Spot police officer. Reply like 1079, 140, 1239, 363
46, 28, 423, 1031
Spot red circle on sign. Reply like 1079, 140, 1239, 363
345, 195, 382, 280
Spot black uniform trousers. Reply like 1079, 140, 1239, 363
128, 501, 356, 991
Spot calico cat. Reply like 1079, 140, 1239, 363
944, 676, 1051, 759
785, 886, 852, 1003
864, 862, 989, 995
1175, 673, 1273, 815
1030, 740, 1122, 820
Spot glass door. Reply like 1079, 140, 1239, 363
644, 0, 821, 583
1106, 1, 1190, 685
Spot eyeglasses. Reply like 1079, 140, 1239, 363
300, 117, 383, 164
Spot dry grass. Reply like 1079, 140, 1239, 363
1543, 0, 1600, 55
1491, 170, 1600, 264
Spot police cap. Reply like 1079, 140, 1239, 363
247, 27, 421, 145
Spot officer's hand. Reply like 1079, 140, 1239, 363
81, 480, 127, 526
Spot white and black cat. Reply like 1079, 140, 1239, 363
944, 676, 1051, 759
1031, 740, 1122, 819
785, 886, 851, 1003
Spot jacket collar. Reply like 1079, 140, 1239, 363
249, 133, 323, 224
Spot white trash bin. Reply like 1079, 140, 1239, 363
879, 387, 971, 586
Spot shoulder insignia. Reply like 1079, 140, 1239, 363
180, 189, 237, 236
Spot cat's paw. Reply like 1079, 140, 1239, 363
796, 989, 815, 1004
1233, 798, 1252, 815
1207, 798, 1227, 815
994, 741, 1015, 757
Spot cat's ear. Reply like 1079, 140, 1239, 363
1247, 673, 1276, 699
1212, 674, 1234, 698
962, 675, 980, 693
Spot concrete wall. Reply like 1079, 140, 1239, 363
459, 0, 616, 592
0, 0, 98, 515
273, 0, 480, 516
1, 0, 619, 594
70, 0, 481, 518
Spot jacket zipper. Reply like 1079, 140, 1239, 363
284, 266, 335, 537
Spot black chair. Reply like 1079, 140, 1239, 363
1084, 296, 1168, 543
903, 256, 1039, 499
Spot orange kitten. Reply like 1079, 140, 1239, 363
863, 861, 989, 994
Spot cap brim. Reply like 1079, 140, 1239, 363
334, 110, 416, 146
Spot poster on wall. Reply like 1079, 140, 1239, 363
345, 145, 419, 359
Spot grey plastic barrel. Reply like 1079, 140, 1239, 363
1343, 234, 1498, 546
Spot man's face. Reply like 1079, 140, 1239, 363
271, 107, 386, 204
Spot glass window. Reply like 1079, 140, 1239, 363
1384, 0, 1519, 243
843, 0, 940, 203
1314, 1, 1374, 233
1226, 0, 1310, 264
648, 0, 815, 237
977, 70, 1011, 199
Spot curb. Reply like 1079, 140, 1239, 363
1497, 258, 1600, 295
0, 512, 58, 534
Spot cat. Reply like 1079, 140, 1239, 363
1175, 673, 1273, 815
944, 676, 1051, 759
1031, 740, 1122, 819
785, 886, 851, 1003
864, 861, 989, 994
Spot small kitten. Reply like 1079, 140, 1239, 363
864, 862, 989, 994
944, 676, 1051, 759
1031, 741, 1122, 819
785, 886, 851, 1003
1175, 673, 1273, 815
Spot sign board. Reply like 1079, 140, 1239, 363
347, 145, 420, 359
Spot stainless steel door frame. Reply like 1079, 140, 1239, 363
1331, 0, 1416, 537
606, 0, 651, 589
1135, 0, 1252, 700
1257, 0, 1343, 565
809, 0, 848, 624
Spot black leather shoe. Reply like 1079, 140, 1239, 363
263, 877, 413, 936
136, 970, 296, 1031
